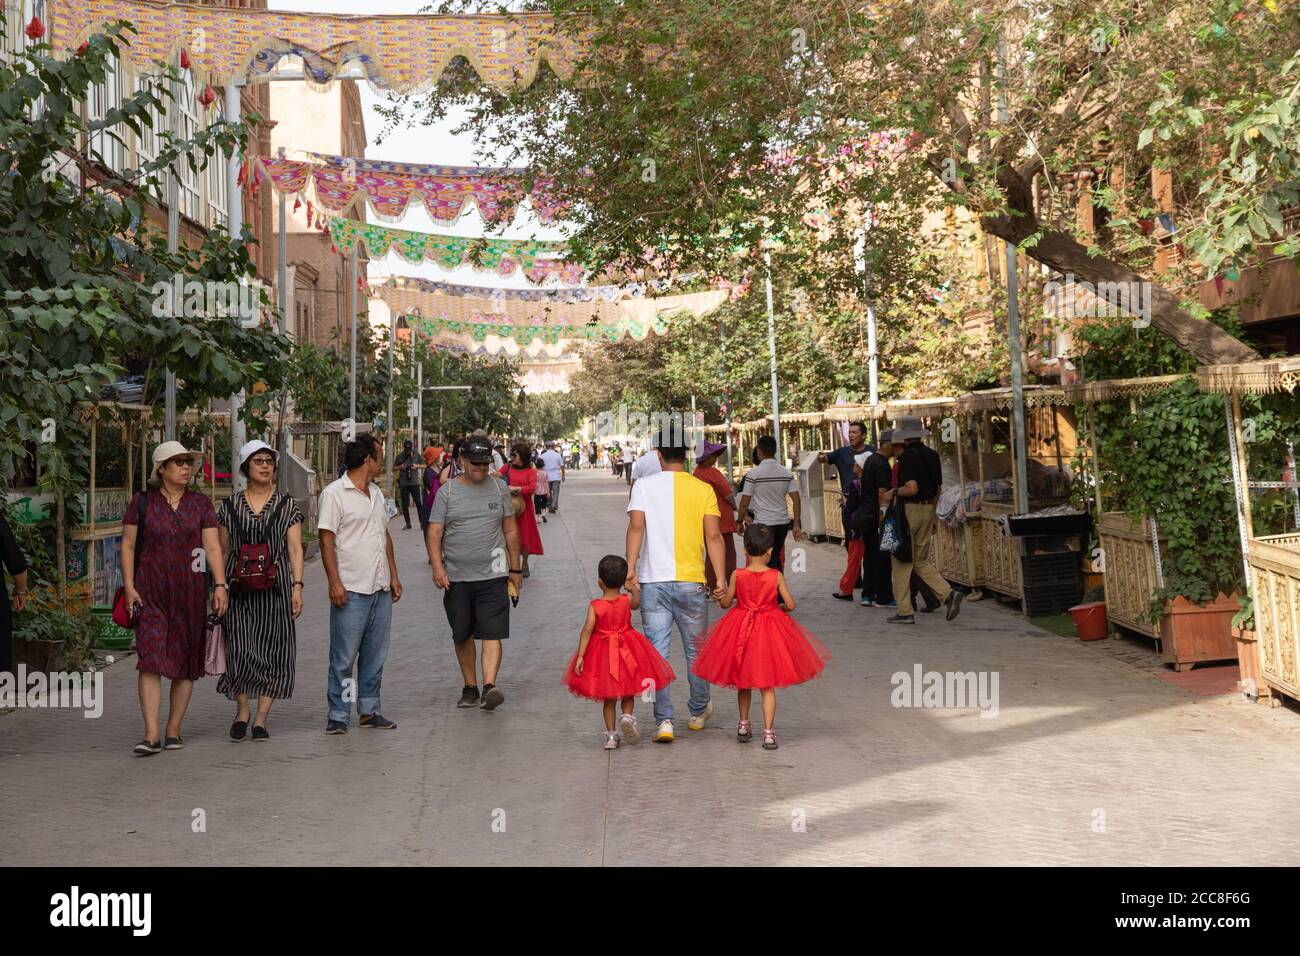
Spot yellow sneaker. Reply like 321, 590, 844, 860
653, 719, 674, 743
687, 701, 714, 731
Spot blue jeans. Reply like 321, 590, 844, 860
639, 581, 711, 723
327, 589, 393, 723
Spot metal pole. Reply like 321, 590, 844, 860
854, 225, 879, 408
385, 318, 395, 493
998, 36, 1028, 514
164, 57, 181, 442
416, 358, 423, 450
348, 242, 358, 423
226, 82, 246, 490
764, 248, 781, 461
721, 319, 734, 485
1226, 394, 1254, 591
277, 145, 289, 453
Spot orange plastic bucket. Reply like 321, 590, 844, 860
1069, 602, 1108, 641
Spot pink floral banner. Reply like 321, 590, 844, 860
258, 154, 568, 226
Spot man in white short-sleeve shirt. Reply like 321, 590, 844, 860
318, 434, 402, 734
737, 434, 803, 574
539, 442, 566, 513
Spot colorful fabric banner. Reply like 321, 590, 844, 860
371, 274, 703, 305
257, 154, 568, 225
49, 1, 586, 93
412, 314, 672, 345
377, 284, 729, 336
328, 216, 578, 283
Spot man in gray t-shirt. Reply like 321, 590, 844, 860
427, 437, 523, 711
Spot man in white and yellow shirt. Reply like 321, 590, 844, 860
625, 439, 727, 743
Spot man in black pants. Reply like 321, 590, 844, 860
737, 435, 802, 573
394, 439, 423, 530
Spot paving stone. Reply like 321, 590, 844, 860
2, 469, 1298, 865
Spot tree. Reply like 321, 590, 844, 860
1, 17, 288, 507
400, 0, 1299, 366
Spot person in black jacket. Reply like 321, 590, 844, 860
883, 417, 963, 624
0, 513, 29, 674
394, 439, 423, 530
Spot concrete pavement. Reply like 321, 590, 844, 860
3, 468, 1299, 866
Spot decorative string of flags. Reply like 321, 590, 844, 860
376, 285, 730, 341
256, 154, 568, 226
409, 313, 674, 346
48, 0, 587, 93
327, 216, 581, 284
370, 273, 704, 305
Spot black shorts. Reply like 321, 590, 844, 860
443, 578, 510, 644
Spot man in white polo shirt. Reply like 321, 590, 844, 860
318, 434, 403, 735
737, 435, 802, 573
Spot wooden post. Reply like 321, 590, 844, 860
957, 414, 978, 585
1233, 393, 1254, 539
1084, 402, 1104, 515
125, 417, 134, 496
88, 409, 97, 608
56, 491, 67, 611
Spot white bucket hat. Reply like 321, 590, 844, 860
151, 440, 200, 480
238, 439, 279, 469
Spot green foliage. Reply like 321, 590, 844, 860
12, 604, 93, 670
1077, 312, 1300, 611
0, 18, 290, 507
513, 391, 581, 442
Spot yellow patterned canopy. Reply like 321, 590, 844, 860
48, 0, 587, 92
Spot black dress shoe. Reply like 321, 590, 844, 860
251, 725, 270, 741
230, 720, 248, 740
832, 592, 854, 601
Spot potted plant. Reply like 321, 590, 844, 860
1230, 596, 1270, 701
11, 604, 91, 674
301, 527, 319, 562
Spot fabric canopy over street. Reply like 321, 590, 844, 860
371, 274, 702, 305
376, 281, 728, 331
329, 216, 577, 284
258, 154, 568, 225
48, 0, 587, 92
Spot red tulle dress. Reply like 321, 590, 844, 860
563, 595, 676, 701
692, 568, 831, 689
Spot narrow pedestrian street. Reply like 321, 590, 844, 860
3, 469, 1298, 867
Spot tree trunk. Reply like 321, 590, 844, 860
974, 166, 1259, 366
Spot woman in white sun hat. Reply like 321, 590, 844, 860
121, 440, 228, 756
217, 440, 305, 742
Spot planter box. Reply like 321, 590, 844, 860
11, 638, 66, 673
303, 540, 320, 562
1233, 627, 1271, 701
1159, 593, 1240, 672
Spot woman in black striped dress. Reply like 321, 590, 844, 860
217, 441, 304, 741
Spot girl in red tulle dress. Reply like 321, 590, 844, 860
563, 555, 676, 750
693, 523, 830, 750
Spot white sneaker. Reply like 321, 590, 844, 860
653, 719, 674, 743
619, 713, 640, 745
603, 731, 620, 750
687, 701, 714, 731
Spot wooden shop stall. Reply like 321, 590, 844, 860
931, 386, 1079, 613
1064, 375, 1190, 646
1197, 357, 1300, 703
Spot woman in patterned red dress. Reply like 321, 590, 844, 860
498, 442, 544, 576
120, 442, 229, 756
